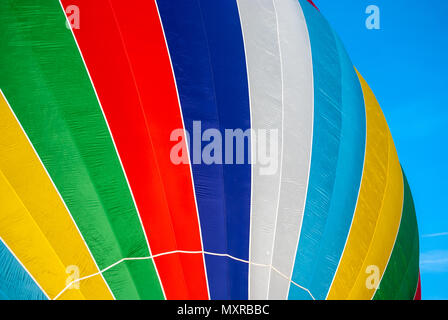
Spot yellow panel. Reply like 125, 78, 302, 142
0, 93, 113, 300
327, 71, 404, 300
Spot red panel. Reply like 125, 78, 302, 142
414, 272, 422, 300
307, 0, 319, 10
61, 0, 208, 299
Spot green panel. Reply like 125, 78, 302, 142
0, 0, 163, 299
104, 260, 164, 300
374, 169, 419, 300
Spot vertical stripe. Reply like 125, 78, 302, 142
289, 0, 366, 300
236, 0, 283, 300
374, 171, 420, 300
327, 71, 404, 300
61, 0, 208, 299
268, 0, 314, 300
157, 0, 251, 299
0, 239, 47, 300
0, 91, 112, 299
238, 0, 314, 300
0, 0, 163, 299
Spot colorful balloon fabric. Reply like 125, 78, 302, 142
0, 0, 420, 300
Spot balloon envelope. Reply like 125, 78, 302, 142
0, 0, 419, 300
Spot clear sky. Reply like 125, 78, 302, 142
314, 0, 448, 300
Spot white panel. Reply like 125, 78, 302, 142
237, 0, 314, 299
268, 0, 314, 300
237, 0, 282, 300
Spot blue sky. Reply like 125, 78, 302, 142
314, 0, 448, 299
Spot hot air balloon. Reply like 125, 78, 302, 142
0, 0, 420, 300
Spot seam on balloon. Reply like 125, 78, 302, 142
412, 272, 421, 300
350, 133, 402, 299
196, 0, 232, 298
371, 165, 405, 299
282, 0, 315, 300
54, 250, 315, 300
153, 0, 211, 299
234, 0, 254, 301
396, 230, 419, 299
371, 194, 404, 300
0, 168, 87, 300
266, 0, 285, 300
107, 0, 183, 299
58, 0, 163, 300
0, 236, 50, 300
325, 67, 368, 300
1, 88, 108, 300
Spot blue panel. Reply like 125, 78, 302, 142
0, 240, 47, 300
289, 0, 366, 300
156, 0, 251, 299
